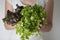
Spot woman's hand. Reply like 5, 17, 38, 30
40, 24, 52, 32
4, 21, 16, 30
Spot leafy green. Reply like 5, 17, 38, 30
16, 4, 47, 40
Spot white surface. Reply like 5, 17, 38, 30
0, 0, 60, 40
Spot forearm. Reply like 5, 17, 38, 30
40, 0, 53, 32
5, 0, 13, 16
4, 0, 15, 30
45, 0, 53, 23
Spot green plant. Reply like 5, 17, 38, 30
16, 4, 47, 40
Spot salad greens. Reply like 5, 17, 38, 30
16, 4, 47, 40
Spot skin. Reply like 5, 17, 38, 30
4, 0, 16, 30
4, 0, 53, 32
40, 0, 54, 32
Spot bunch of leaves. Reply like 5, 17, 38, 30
16, 4, 47, 40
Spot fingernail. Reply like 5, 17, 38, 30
42, 18, 45, 20
40, 24, 42, 27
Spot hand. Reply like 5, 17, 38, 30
39, 24, 52, 32
4, 21, 16, 30
39, 18, 52, 32
21, 0, 36, 6
39, 24, 47, 32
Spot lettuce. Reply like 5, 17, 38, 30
16, 4, 47, 40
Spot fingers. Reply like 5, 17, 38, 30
40, 25, 46, 29
4, 22, 16, 30
39, 24, 46, 32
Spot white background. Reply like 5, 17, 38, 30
0, 0, 60, 40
